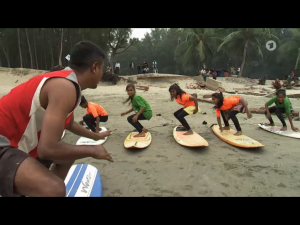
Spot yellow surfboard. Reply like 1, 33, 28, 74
211, 124, 264, 148
173, 126, 208, 147
124, 132, 152, 149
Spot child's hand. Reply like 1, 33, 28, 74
132, 115, 138, 123
193, 109, 198, 114
292, 126, 299, 132
219, 126, 223, 133
121, 112, 126, 116
247, 112, 252, 119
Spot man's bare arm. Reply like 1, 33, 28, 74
37, 79, 95, 160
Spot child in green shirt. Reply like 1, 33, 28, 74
121, 84, 152, 137
265, 89, 298, 132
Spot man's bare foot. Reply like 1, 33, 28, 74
142, 128, 148, 133
234, 131, 243, 136
280, 126, 287, 131
265, 123, 275, 126
133, 131, 146, 137
222, 126, 230, 130
183, 130, 193, 135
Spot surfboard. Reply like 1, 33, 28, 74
173, 126, 209, 147
64, 164, 102, 197
258, 123, 300, 139
124, 132, 152, 149
61, 130, 66, 139
211, 124, 264, 148
76, 127, 108, 145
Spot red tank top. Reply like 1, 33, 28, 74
0, 70, 81, 158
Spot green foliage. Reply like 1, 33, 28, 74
0, 28, 299, 79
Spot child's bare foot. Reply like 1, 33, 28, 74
133, 131, 146, 137
222, 126, 230, 130
177, 126, 187, 131
183, 129, 193, 135
294, 117, 300, 121
280, 126, 287, 131
234, 131, 243, 136
142, 128, 148, 133
265, 123, 275, 126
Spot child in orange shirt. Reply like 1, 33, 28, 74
169, 83, 199, 135
79, 96, 109, 133
211, 88, 252, 136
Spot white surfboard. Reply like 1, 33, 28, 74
76, 127, 108, 145
258, 123, 300, 139
64, 164, 102, 197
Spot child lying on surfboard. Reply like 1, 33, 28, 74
79, 96, 110, 135
212, 87, 252, 136
169, 83, 199, 135
264, 89, 299, 132
121, 84, 152, 137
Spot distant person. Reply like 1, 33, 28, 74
137, 62, 142, 74
152, 60, 158, 73
212, 70, 217, 80
129, 61, 134, 75
142, 61, 149, 74
258, 75, 267, 85
79, 96, 108, 133
115, 61, 120, 75
264, 89, 299, 132
272, 78, 282, 90
230, 66, 235, 75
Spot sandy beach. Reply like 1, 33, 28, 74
1, 67, 300, 197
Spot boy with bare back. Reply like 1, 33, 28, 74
0, 41, 113, 197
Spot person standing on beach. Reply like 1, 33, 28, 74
0, 41, 113, 197
169, 83, 200, 135
137, 62, 142, 74
121, 84, 152, 137
129, 61, 134, 75
115, 61, 120, 75
152, 60, 158, 73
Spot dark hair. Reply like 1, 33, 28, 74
69, 41, 106, 73
124, 84, 136, 104
80, 95, 87, 105
212, 92, 224, 109
276, 89, 286, 97
169, 83, 186, 101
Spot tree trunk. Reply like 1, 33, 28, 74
58, 28, 64, 66
25, 28, 33, 69
0, 40, 10, 67
17, 28, 23, 68
33, 29, 39, 69
238, 40, 248, 78
110, 49, 116, 75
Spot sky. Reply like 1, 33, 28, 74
131, 28, 152, 40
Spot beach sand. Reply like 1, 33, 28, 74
1, 67, 300, 197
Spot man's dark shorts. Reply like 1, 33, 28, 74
0, 147, 53, 197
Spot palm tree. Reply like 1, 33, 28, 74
218, 28, 279, 77
58, 28, 64, 66
17, 28, 23, 68
25, 28, 33, 69
175, 28, 221, 68
278, 28, 300, 70
175, 28, 220, 70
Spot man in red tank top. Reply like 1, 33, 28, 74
0, 41, 114, 197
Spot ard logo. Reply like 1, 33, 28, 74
81, 172, 92, 193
